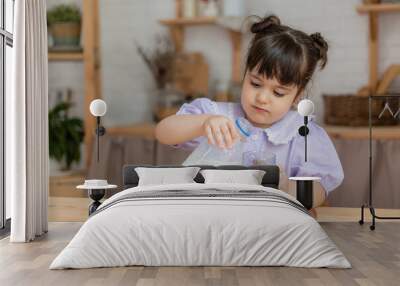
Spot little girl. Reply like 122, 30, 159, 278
155, 15, 343, 208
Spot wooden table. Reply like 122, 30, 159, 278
107, 122, 157, 140
324, 125, 400, 140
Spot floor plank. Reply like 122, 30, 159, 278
1, 222, 400, 286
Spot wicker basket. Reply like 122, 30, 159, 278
323, 94, 400, 126
363, 0, 379, 3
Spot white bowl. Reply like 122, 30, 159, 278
84, 179, 108, 187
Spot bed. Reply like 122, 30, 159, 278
50, 165, 350, 269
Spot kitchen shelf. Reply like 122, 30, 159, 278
159, 16, 217, 26
356, 3, 400, 96
48, 52, 84, 61
159, 15, 242, 84
357, 3, 400, 13
47, 0, 101, 170
324, 125, 400, 140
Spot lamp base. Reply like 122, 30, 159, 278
296, 180, 313, 210
289, 176, 321, 210
88, 189, 105, 215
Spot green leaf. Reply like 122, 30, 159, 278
48, 100, 84, 170
47, 4, 81, 25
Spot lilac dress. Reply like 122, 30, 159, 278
172, 98, 344, 194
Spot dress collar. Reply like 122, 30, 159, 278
263, 110, 315, 145
235, 104, 315, 145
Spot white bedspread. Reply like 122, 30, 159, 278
50, 183, 350, 269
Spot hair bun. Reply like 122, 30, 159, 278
310, 33, 327, 49
250, 15, 281, 34
310, 32, 328, 68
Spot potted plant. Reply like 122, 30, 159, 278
47, 4, 81, 47
49, 101, 84, 171
136, 34, 183, 121
136, 34, 176, 90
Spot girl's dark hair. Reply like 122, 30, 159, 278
246, 15, 328, 93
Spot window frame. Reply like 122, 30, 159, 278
0, 0, 14, 235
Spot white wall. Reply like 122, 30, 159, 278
47, 0, 400, 166
99, 0, 175, 125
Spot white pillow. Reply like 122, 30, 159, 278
135, 167, 201, 186
200, 169, 266, 185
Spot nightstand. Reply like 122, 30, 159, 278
77, 180, 117, 215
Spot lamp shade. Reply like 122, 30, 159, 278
297, 99, 314, 116
90, 99, 107, 117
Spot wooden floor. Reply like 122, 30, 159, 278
48, 196, 400, 222
1, 221, 400, 286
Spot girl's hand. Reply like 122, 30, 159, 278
202, 115, 240, 149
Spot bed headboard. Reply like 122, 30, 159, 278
122, 165, 280, 189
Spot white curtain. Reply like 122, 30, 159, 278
7, 0, 49, 242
